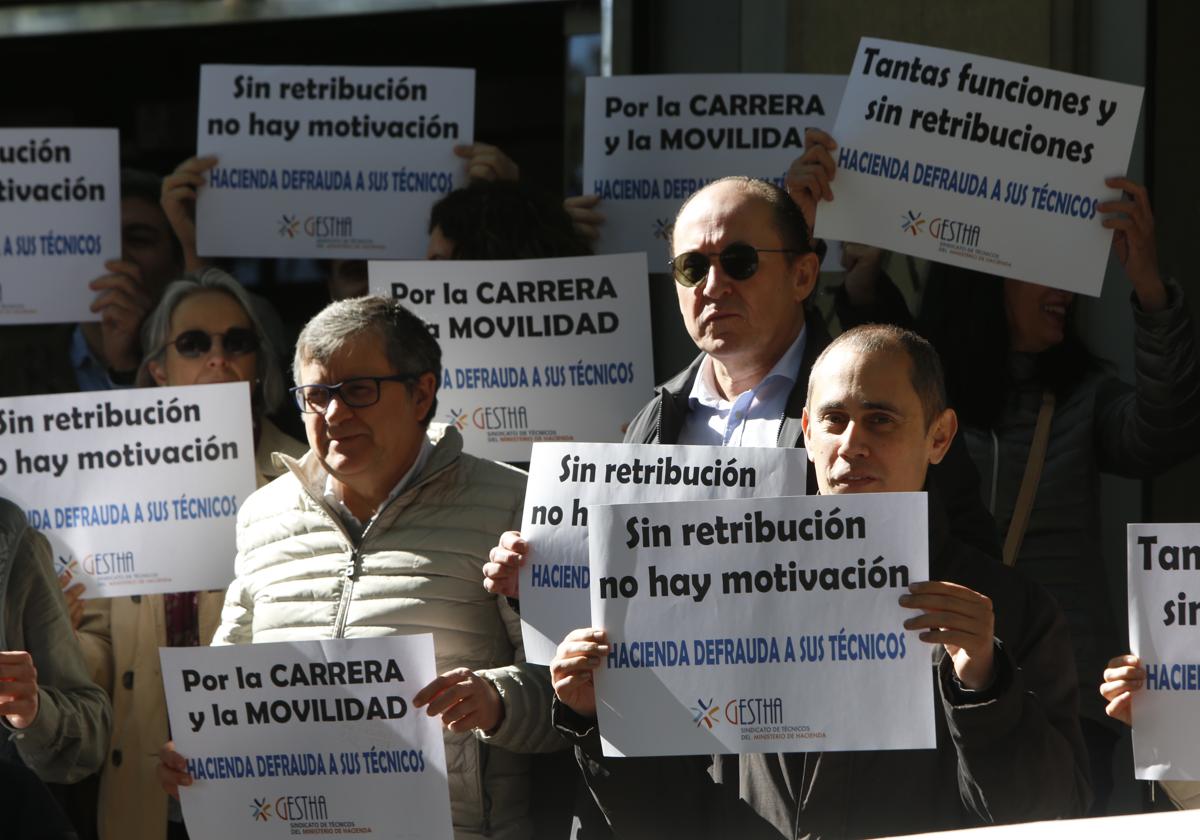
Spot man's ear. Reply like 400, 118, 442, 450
801, 406, 816, 463
413, 371, 438, 420
791, 251, 820, 305
926, 407, 958, 466
148, 359, 168, 387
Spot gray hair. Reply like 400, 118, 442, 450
293, 296, 442, 426
137, 267, 285, 414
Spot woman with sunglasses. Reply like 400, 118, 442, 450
73, 267, 306, 840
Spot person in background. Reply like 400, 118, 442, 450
72, 268, 306, 840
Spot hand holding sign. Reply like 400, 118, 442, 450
161, 155, 219, 273
563, 194, 605, 243
455, 143, 518, 183
483, 530, 528, 598
0, 651, 41, 729
412, 667, 504, 734
88, 259, 155, 373
551, 628, 608, 719
1100, 653, 1144, 727
786, 127, 839, 233
901, 580, 996, 691
157, 739, 191, 800
1099, 178, 1166, 312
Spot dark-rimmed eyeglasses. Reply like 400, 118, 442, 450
668, 243, 800, 287
290, 374, 419, 414
166, 328, 259, 358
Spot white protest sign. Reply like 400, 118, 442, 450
0, 382, 256, 598
196, 65, 474, 259
583, 74, 845, 260
815, 38, 1143, 296
1128, 524, 1200, 780
161, 635, 452, 840
0, 129, 119, 324
589, 493, 932, 757
518, 442, 809, 664
369, 254, 653, 461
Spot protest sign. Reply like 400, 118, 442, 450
517, 442, 808, 664
589, 493, 932, 757
161, 635, 452, 840
196, 65, 474, 259
814, 38, 1143, 296
0, 382, 256, 598
1127, 524, 1200, 780
369, 254, 653, 461
583, 74, 845, 260
0, 129, 119, 324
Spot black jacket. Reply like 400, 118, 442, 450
555, 494, 1090, 839
622, 312, 1001, 560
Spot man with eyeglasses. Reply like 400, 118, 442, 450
157, 296, 563, 840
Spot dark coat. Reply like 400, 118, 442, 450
622, 312, 1002, 560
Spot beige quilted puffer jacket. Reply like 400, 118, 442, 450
214, 424, 561, 840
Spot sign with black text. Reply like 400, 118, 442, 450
162, 635, 452, 840
815, 38, 1142, 295
1128, 524, 1200, 781
0, 382, 256, 597
196, 65, 474, 259
590, 493, 933, 757
370, 254, 653, 461
583, 74, 845, 259
0, 129, 119, 323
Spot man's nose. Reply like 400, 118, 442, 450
322, 392, 354, 422
700, 262, 733, 298
837, 421, 869, 457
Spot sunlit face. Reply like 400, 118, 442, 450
1004, 278, 1075, 353
121, 197, 180, 299
149, 291, 258, 388
425, 225, 455, 260
298, 330, 434, 494
671, 183, 816, 373
802, 346, 956, 495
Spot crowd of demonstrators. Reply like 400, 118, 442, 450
2, 80, 1198, 840
69, 269, 307, 840
154, 297, 562, 839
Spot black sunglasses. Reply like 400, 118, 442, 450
668, 243, 800, 287
167, 327, 259, 358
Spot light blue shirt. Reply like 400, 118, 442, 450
677, 326, 807, 447
69, 326, 117, 392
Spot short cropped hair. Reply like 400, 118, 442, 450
808, 324, 948, 429
668, 176, 812, 256
138, 268, 285, 414
293, 296, 441, 426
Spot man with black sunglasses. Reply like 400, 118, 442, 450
485, 176, 999, 598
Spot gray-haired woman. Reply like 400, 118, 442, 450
74, 268, 306, 840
